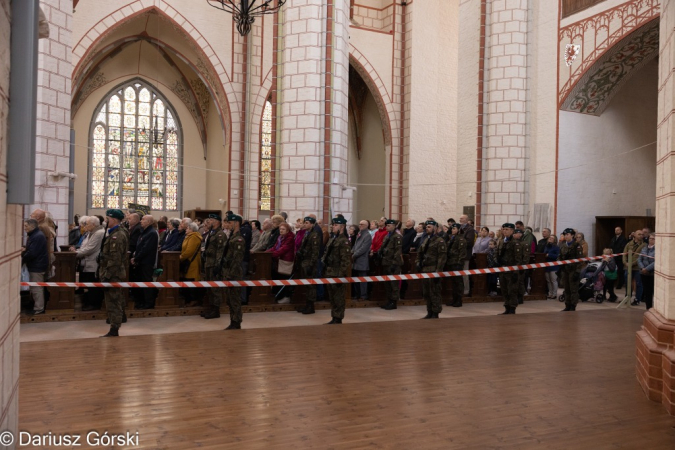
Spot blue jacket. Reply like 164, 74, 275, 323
134, 226, 159, 266
161, 229, 185, 252
637, 245, 655, 274
544, 243, 560, 272
22, 228, 49, 273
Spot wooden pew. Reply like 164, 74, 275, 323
530, 253, 547, 296
472, 253, 489, 297
249, 252, 274, 304
156, 251, 180, 308
47, 252, 77, 310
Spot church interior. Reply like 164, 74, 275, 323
2, 0, 675, 447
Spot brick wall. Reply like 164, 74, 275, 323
32, 0, 73, 242
0, 0, 23, 444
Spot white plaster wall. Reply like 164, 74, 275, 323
205, 98, 229, 213
528, 0, 559, 230
349, 28, 393, 102
456, 0, 481, 220
407, 0, 458, 221
558, 58, 658, 255
348, 94, 386, 221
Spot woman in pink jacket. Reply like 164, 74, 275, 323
267, 222, 295, 303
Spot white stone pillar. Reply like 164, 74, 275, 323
635, 0, 675, 416
482, 0, 529, 228
32, 0, 72, 243
278, 0, 350, 221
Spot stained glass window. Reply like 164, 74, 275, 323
260, 100, 273, 211
90, 80, 181, 211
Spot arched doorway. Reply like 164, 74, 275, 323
348, 64, 387, 222
557, 20, 659, 254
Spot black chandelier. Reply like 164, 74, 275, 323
207, 0, 287, 36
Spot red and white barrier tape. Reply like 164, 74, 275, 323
20, 252, 633, 289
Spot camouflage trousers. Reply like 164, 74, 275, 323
327, 283, 346, 319
500, 271, 519, 309
301, 264, 317, 304
104, 277, 125, 329
205, 267, 224, 306
447, 265, 464, 306
383, 265, 401, 303
423, 277, 442, 314
561, 269, 580, 307
226, 286, 243, 323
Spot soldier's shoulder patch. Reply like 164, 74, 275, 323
112, 236, 117, 240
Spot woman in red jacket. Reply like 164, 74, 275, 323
267, 222, 295, 303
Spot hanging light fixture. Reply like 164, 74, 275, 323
207, 0, 287, 36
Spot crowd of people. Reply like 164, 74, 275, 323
21, 208, 656, 335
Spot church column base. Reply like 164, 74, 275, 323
636, 309, 675, 415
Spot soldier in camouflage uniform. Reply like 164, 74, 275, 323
322, 216, 352, 324
497, 223, 528, 315
513, 228, 528, 305
418, 220, 447, 319
558, 227, 584, 311
202, 214, 227, 319
379, 219, 403, 310
445, 223, 467, 307
296, 216, 321, 315
222, 213, 246, 329
99, 209, 130, 337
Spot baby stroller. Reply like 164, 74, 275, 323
559, 261, 606, 303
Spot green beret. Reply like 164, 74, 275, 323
385, 219, 397, 225
208, 214, 222, 221
304, 216, 316, 224
425, 220, 438, 227
563, 228, 576, 235
106, 209, 124, 220
451, 223, 462, 230
502, 223, 515, 229
332, 217, 347, 225
226, 213, 243, 223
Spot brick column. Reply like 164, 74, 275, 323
635, 0, 675, 416
32, 0, 72, 243
278, 0, 350, 220
482, 0, 529, 228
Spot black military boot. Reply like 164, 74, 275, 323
301, 302, 315, 314
383, 302, 397, 310
570, 304, 576, 311
422, 311, 434, 319
326, 317, 342, 324
510, 307, 516, 314
106, 313, 127, 324
451, 302, 462, 307
225, 321, 241, 330
562, 305, 571, 311
203, 306, 221, 319
499, 306, 510, 315
200, 306, 211, 317
431, 312, 439, 319
100, 327, 119, 337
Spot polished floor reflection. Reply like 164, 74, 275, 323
20, 309, 675, 449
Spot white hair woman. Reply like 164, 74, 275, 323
74, 214, 105, 310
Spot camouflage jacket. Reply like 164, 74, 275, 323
558, 240, 584, 273
322, 233, 351, 277
204, 228, 227, 269
446, 235, 467, 268
497, 237, 529, 268
379, 232, 403, 267
222, 231, 245, 280
98, 226, 129, 281
297, 229, 321, 269
418, 234, 447, 272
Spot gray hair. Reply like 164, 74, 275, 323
87, 216, 100, 227
182, 217, 193, 224
78, 215, 89, 226
170, 218, 181, 229
25, 218, 39, 230
188, 222, 199, 232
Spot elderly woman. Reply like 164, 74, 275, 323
180, 222, 203, 307
161, 218, 182, 251
267, 222, 295, 304
472, 227, 491, 255
71, 216, 105, 310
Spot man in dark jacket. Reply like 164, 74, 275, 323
459, 215, 476, 295
127, 213, 142, 254
400, 219, 417, 299
536, 228, 551, 254
239, 220, 253, 304
131, 215, 159, 309
610, 227, 628, 289
351, 220, 372, 300
22, 219, 49, 315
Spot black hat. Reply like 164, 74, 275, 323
226, 213, 243, 223
304, 216, 316, 224
563, 228, 576, 235
106, 209, 124, 220
425, 220, 438, 227
502, 223, 515, 229
332, 217, 347, 225
513, 228, 523, 235
208, 214, 222, 221
451, 223, 462, 230
385, 219, 397, 225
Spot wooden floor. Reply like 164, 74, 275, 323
20, 309, 675, 449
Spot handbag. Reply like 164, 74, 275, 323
278, 259, 294, 276
604, 268, 617, 280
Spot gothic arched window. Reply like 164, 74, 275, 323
90, 80, 181, 211
259, 100, 273, 211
